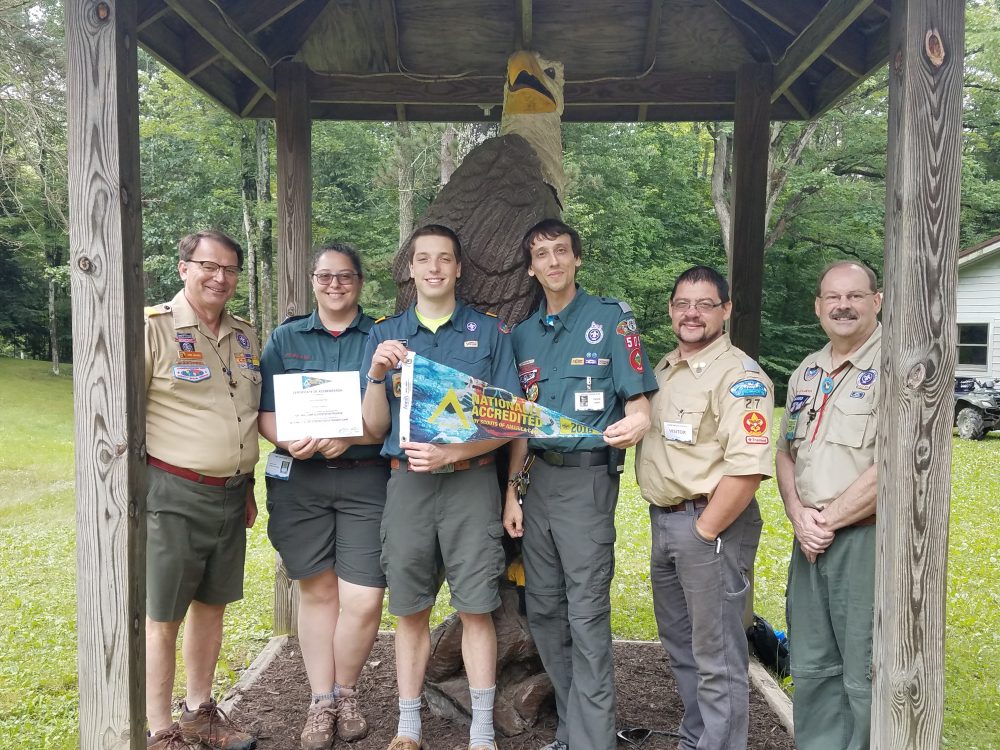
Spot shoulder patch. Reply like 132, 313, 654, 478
741, 355, 760, 373
484, 311, 498, 318
730, 378, 768, 398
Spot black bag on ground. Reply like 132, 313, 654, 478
746, 613, 790, 679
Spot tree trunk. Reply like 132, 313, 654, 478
709, 124, 733, 264
396, 122, 415, 249
49, 276, 59, 375
240, 124, 259, 329
257, 119, 275, 339
440, 123, 457, 187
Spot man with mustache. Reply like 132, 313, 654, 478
776, 261, 882, 750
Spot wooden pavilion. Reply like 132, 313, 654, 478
64, 1, 963, 748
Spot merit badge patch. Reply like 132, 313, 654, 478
729, 378, 768, 399
857, 369, 877, 388
236, 331, 250, 349
585, 321, 604, 344
804, 366, 820, 381
615, 318, 637, 336
173, 365, 210, 382
789, 393, 810, 413
466, 321, 478, 332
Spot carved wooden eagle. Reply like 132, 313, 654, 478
392, 50, 566, 324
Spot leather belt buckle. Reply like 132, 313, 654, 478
432, 463, 456, 474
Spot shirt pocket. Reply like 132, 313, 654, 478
452, 344, 492, 381
561, 364, 613, 411
827, 399, 874, 448
666, 393, 709, 443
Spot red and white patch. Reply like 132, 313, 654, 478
742, 410, 767, 436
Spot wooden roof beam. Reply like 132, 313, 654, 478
811, 18, 891, 119
164, 0, 275, 98
637, 0, 664, 122
772, 0, 874, 103
258, 0, 335, 68
380, 0, 401, 71
308, 71, 739, 107
184, 1, 309, 78
138, 0, 168, 32
515, 0, 532, 50
741, 0, 868, 77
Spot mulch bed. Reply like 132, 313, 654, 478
231, 635, 794, 750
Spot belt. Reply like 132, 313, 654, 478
147, 456, 245, 488
660, 498, 709, 513
847, 513, 876, 528
326, 457, 388, 469
532, 448, 608, 468
390, 453, 496, 473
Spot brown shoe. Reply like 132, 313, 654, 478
386, 736, 426, 750
178, 699, 256, 750
300, 700, 338, 750
147, 723, 201, 749
335, 694, 369, 741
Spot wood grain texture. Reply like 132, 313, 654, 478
66, 1, 146, 747
275, 62, 312, 322
873, 1, 964, 748
728, 63, 771, 360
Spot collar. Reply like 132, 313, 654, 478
169, 290, 236, 338
660, 333, 732, 379
813, 323, 882, 372
533, 285, 588, 332
303, 308, 369, 334
401, 301, 469, 335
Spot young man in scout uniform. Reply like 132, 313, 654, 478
776, 261, 882, 750
635, 265, 773, 750
502, 219, 656, 750
144, 230, 260, 750
360, 224, 520, 750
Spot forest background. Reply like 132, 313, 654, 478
2, 1, 999, 388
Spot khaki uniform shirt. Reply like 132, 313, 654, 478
145, 290, 261, 477
776, 325, 881, 509
636, 334, 774, 506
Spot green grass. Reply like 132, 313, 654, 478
1, 357, 997, 747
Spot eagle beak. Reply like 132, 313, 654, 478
504, 50, 557, 114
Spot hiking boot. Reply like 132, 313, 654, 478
469, 742, 498, 750
300, 699, 338, 750
538, 742, 568, 750
178, 698, 256, 750
334, 694, 368, 740
147, 723, 201, 749
386, 736, 426, 750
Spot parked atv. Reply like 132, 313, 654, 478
953, 377, 1000, 440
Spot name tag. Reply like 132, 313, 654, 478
264, 452, 293, 480
575, 391, 605, 411
663, 422, 693, 443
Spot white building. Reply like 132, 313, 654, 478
957, 235, 1000, 381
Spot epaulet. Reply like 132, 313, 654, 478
484, 311, 498, 318
741, 355, 761, 373
144, 304, 169, 318
279, 313, 310, 326
617, 300, 633, 314
374, 315, 388, 324
231, 312, 252, 326
373, 311, 404, 325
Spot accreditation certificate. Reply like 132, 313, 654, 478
273, 371, 363, 442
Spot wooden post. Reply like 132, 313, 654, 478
275, 61, 312, 321
873, 2, 964, 748
728, 63, 772, 361
66, 0, 146, 747
273, 61, 312, 635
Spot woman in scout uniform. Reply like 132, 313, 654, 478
258, 243, 387, 750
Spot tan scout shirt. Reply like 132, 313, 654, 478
776, 325, 881, 509
144, 290, 261, 477
636, 334, 774, 506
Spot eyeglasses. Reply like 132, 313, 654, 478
670, 299, 725, 313
818, 292, 875, 306
186, 259, 240, 278
313, 271, 360, 286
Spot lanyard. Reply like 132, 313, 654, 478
808, 363, 851, 443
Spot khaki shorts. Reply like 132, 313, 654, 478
266, 459, 388, 586
146, 465, 250, 622
380, 464, 506, 616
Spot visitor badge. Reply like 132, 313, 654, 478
662, 422, 694, 443
264, 452, 293, 480
575, 391, 605, 411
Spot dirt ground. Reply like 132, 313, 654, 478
231, 635, 794, 750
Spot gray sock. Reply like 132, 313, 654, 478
469, 685, 496, 745
397, 696, 422, 742
311, 689, 336, 705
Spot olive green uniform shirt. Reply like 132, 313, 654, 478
636, 333, 774, 506
144, 290, 262, 477
776, 325, 881, 509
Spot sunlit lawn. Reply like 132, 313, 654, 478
1, 357, 996, 748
